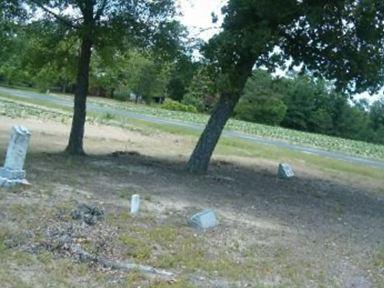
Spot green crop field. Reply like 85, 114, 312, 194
92, 97, 384, 161
1, 90, 384, 161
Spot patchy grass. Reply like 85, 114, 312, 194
1, 88, 384, 160
1, 91, 384, 287
1, 95, 383, 185
373, 247, 384, 269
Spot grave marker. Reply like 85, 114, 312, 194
0, 125, 31, 187
189, 209, 218, 230
278, 163, 294, 179
130, 194, 140, 215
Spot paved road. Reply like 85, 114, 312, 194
1, 86, 384, 170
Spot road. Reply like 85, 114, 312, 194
1, 86, 384, 170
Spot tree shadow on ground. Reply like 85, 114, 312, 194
19, 150, 383, 254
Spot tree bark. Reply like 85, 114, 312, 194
65, 35, 93, 155
186, 93, 240, 174
186, 59, 256, 174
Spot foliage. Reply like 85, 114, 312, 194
187, 0, 384, 172
235, 70, 384, 144
235, 70, 287, 126
370, 98, 384, 130
161, 98, 197, 113
167, 55, 198, 102
182, 67, 217, 112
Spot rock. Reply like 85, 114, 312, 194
189, 209, 219, 230
278, 163, 294, 179
71, 203, 104, 225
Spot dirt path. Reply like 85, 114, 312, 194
1, 116, 383, 287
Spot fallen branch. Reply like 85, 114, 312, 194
65, 240, 175, 279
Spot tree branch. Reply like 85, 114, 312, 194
29, 0, 79, 29
94, 0, 108, 22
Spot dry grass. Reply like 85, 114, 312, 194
0, 100, 384, 287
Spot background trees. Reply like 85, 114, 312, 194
235, 70, 384, 145
1, 0, 383, 171
234, 70, 287, 126
187, 0, 384, 173
1, 0, 184, 155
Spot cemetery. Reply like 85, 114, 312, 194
1, 0, 384, 287
0, 106, 383, 287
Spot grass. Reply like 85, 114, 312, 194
373, 247, 384, 269
1, 87, 384, 161
1, 93, 383, 184
90, 93, 384, 160
0, 129, 382, 286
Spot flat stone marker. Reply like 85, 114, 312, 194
0, 125, 31, 187
278, 163, 294, 179
189, 209, 218, 230
130, 194, 140, 215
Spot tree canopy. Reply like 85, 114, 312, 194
1, 0, 187, 155
187, 0, 384, 173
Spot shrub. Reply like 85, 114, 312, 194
161, 99, 197, 113
113, 90, 131, 102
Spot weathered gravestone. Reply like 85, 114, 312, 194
189, 209, 218, 230
0, 125, 31, 187
130, 194, 140, 215
278, 163, 294, 179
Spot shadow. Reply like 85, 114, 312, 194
23, 150, 384, 246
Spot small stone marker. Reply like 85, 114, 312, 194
130, 194, 140, 215
278, 163, 294, 179
0, 125, 31, 187
189, 209, 218, 230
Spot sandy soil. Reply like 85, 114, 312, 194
0, 116, 383, 287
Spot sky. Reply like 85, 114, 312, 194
177, 0, 226, 41
177, 0, 382, 104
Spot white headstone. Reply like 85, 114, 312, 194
130, 194, 140, 215
278, 163, 294, 179
0, 125, 31, 187
189, 209, 218, 230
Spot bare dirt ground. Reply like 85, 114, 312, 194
0, 116, 384, 288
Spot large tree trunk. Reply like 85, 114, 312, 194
186, 58, 256, 174
186, 93, 240, 174
65, 36, 93, 155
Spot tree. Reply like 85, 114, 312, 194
281, 76, 333, 132
182, 66, 217, 112
124, 51, 171, 103
370, 98, 384, 130
5, 0, 180, 155
167, 55, 197, 102
235, 70, 287, 126
187, 0, 384, 174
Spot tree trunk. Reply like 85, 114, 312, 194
186, 93, 240, 174
65, 36, 93, 155
186, 59, 256, 174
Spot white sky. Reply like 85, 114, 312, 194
177, 0, 226, 41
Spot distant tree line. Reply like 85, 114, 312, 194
0, 18, 198, 103
1, 25, 384, 147
235, 70, 384, 145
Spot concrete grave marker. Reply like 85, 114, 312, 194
130, 194, 140, 215
278, 163, 294, 179
0, 125, 31, 187
189, 209, 218, 230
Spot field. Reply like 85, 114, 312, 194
92, 96, 384, 160
0, 96, 384, 287
1, 88, 384, 162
